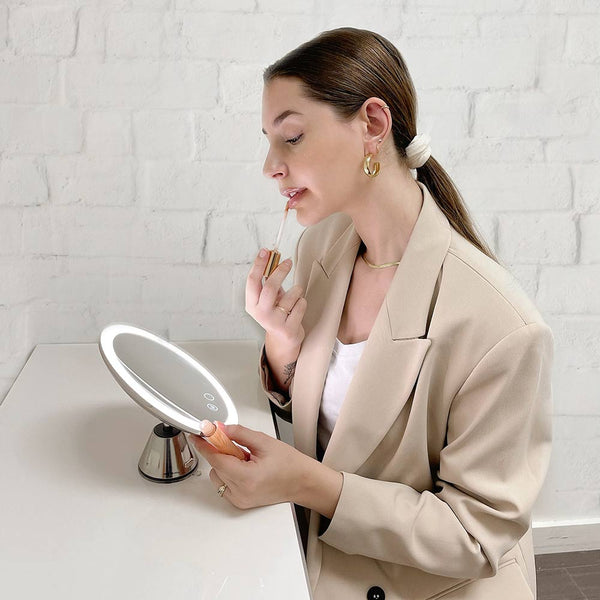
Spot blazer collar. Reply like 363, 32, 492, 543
318, 180, 451, 340
291, 181, 452, 470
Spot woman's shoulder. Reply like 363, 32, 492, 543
442, 228, 548, 332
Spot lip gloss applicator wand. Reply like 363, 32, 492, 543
263, 201, 290, 279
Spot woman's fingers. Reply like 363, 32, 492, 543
284, 296, 307, 332
258, 258, 293, 307
216, 422, 252, 460
208, 467, 221, 486
245, 248, 271, 310
209, 468, 233, 497
275, 284, 304, 314
190, 433, 219, 459
219, 423, 266, 449
245, 250, 292, 309
273, 286, 284, 308
244, 249, 306, 347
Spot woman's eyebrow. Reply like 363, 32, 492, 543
262, 110, 303, 135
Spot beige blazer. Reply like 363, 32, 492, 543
259, 180, 554, 600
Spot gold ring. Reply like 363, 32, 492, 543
275, 305, 291, 315
217, 484, 228, 497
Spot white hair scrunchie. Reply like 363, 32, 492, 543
405, 132, 432, 169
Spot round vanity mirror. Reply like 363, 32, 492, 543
99, 323, 239, 483
99, 323, 238, 434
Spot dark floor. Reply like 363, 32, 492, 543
536, 550, 600, 600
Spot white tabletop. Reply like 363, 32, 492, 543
0, 340, 311, 599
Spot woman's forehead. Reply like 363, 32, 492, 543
262, 82, 313, 132
262, 79, 306, 114
262, 81, 340, 127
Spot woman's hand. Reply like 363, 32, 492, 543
245, 249, 307, 348
190, 422, 309, 510
191, 423, 344, 519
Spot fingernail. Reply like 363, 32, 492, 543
259, 248, 267, 258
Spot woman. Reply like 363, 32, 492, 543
192, 27, 553, 600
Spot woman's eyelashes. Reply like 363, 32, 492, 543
286, 134, 303, 145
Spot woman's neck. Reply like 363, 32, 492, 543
348, 172, 424, 267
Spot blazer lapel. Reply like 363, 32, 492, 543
293, 181, 452, 472
322, 335, 432, 473
291, 225, 361, 460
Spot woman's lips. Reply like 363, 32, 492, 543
288, 188, 307, 208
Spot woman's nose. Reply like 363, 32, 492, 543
262, 151, 287, 179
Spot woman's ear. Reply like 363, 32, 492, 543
362, 97, 391, 154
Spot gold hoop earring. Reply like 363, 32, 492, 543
363, 154, 381, 178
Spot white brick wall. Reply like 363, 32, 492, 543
0, 1, 598, 532
10, 6, 77, 56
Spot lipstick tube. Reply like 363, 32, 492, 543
263, 249, 281, 278
263, 201, 289, 278
199, 420, 249, 461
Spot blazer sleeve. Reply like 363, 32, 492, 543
318, 321, 554, 581
257, 228, 307, 412
258, 342, 294, 410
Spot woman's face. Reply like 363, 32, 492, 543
261, 77, 367, 226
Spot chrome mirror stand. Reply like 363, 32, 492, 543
138, 423, 198, 483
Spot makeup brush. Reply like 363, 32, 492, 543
263, 201, 290, 278
199, 420, 250, 460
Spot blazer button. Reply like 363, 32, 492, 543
367, 586, 385, 600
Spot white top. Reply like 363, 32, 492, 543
317, 337, 368, 452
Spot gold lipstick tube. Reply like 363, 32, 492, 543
262, 202, 289, 279
263, 249, 281, 278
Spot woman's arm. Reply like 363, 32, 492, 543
191, 424, 343, 519
317, 322, 554, 580
293, 455, 344, 520
257, 228, 309, 407
263, 331, 302, 396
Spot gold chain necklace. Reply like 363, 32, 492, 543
360, 249, 402, 269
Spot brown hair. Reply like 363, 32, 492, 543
263, 27, 499, 264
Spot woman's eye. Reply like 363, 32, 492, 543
286, 134, 302, 145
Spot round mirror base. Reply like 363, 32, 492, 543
138, 422, 199, 484
138, 464, 198, 484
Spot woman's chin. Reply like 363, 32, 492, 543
293, 208, 311, 226
291, 204, 323, 226
296, 208, 338, 228
295, 212, 320, 227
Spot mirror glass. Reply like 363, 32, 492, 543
99, 323, 238, 435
